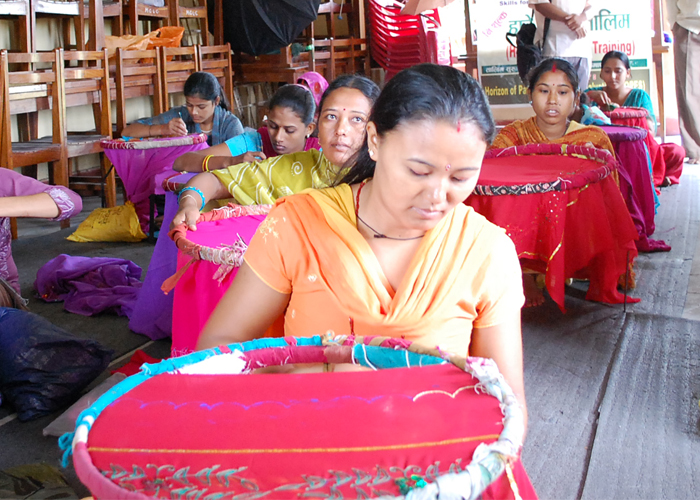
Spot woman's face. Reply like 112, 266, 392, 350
368, 119, 487, 233
529, 70, 577, 128
600, 58, 631, 90
185, 95, 218, 125
266, 106, 315, 155
317, 88, 372, 166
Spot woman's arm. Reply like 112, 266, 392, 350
470, 312, 528, 432
121, 116, 188, 139
170, 172, 232, 230
0, 193, 60, 218
173, 142, 266, 172
196, 262, 290, 350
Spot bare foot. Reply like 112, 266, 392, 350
687, 157, 699, 165
522, 273, 545, 307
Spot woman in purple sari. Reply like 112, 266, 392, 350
0, 169, 82, 298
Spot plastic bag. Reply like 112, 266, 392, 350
0, 307, 113, 421
67, 201, 147, 243
105, 27, 185, 62
43, 373, 127, 437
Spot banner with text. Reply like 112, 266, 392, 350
472, 0, 652, 106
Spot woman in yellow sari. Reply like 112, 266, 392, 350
198, 64, 527, 426
171, 75, 380, 230
492, 57, 620, 306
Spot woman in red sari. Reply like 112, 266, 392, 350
492, 58, 634, 306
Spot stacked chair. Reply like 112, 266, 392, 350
368, 0, 446, 80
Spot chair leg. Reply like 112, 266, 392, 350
51, 157, 69, 189
10, 218, 18, 240
101, 153, 117, 208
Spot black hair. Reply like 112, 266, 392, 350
601, 51, 631, 70
184, 72, 230, 111
268, 84, 316, 126
338, 63, 495, 186
527, 58, 579, 94
579, 91, 590, 105
317, 74, 380, 118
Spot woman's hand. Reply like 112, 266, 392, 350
586, 90, 612, 107
232, 151, 267, 165
167, 117, 188, 137
171, 196, 201, 231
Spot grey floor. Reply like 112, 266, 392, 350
1, 165, 699, 499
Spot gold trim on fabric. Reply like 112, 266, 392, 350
88, 434, 500, 455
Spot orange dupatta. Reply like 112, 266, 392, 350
492, 116, 615, 155
274, 184, 506, 340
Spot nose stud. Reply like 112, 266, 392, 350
445, 164, 451, 171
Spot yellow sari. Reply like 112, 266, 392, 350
244, 184, 524, 355
211, 149, 340, 205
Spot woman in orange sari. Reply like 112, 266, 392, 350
492, 57, 630, 306
197, 63, 534, 498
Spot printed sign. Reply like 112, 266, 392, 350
471, 0, 653, 106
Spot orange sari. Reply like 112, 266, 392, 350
244, 184, 524, 356
492, 117, 615, 156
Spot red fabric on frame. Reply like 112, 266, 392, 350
476, 152, 611, 189
85, 363, 536, 499
171, 214, 267, 357
466, 155, 639, 311
606, 108, 666, 187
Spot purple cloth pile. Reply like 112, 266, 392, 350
35, 255, 142, 317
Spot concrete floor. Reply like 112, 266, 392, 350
1, 161, 699, 499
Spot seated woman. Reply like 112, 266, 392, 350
197, 62, 527, 422
120, 72, 243, 146
493, 58, 615, 155
0, 169, 82, 300
173, 83, 319, 171
196, 65, 536, 496
492, 57, 624, 306
586, 50, 685, 184
171, 75, 380, 230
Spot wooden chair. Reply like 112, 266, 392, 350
60, 49, 116, 207
113, 46, 164, 136
196, 43, 234, 111
78, 0, 123, 51
123, 0, 171, 36
159, 44, 197, 111
0, 49, 68, 227
169, 0, 207, 46
308, 0, 369, 79
0, 0, 32, 53
30, 0, 82, 51
233, 45, 309, 84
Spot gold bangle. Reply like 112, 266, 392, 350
202, 155, 214, 172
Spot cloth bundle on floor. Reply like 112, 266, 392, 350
35, 255, 143, 317
0, 308, 112, 421
61, 335, 537, 499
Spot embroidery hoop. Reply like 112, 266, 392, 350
161, 203, 272, 293
61, 335, 526, 500
475, 143, 618, 196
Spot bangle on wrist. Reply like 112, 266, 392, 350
202, 155, 214, 172
178, 186, 206, 211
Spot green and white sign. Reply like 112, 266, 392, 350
472, 0, 653, 106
